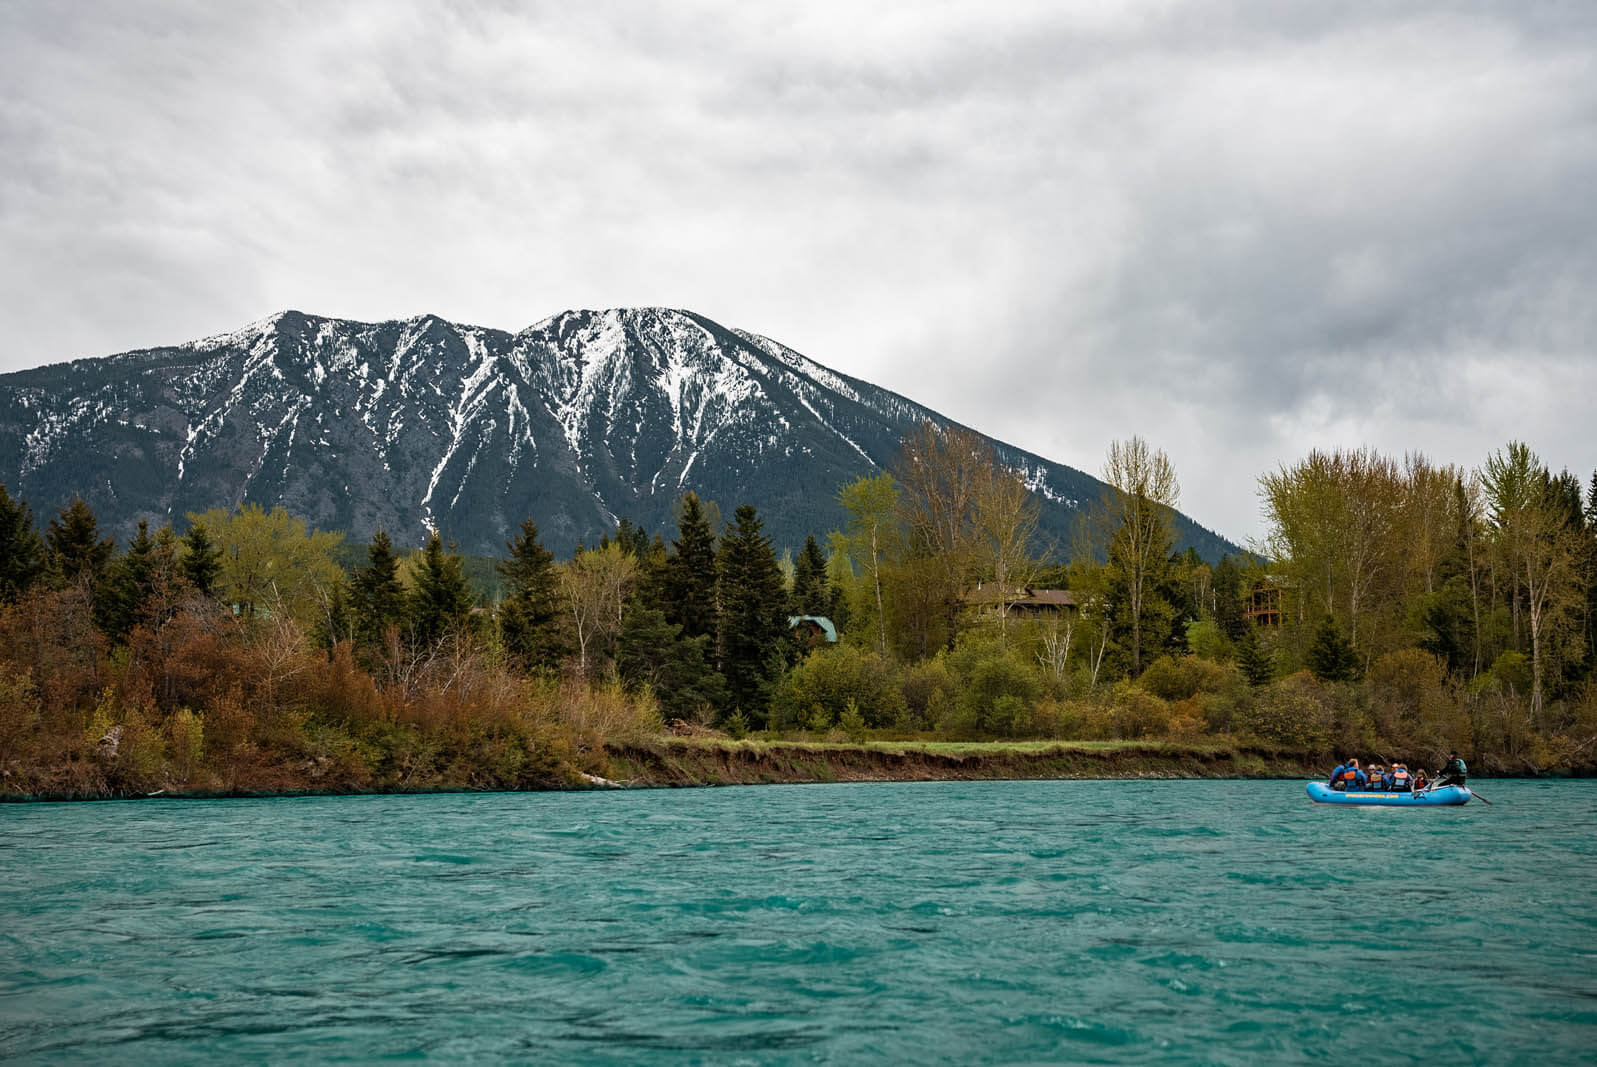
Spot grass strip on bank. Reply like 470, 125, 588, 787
601, 735, 1324, 787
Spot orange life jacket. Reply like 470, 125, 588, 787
1340, 768, 1359, 782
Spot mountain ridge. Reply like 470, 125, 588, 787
0, 307, 1238, 561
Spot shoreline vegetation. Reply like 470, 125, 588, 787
4, 738, 1591, 802
3, 427, 1596, 803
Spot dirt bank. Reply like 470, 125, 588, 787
601, 739, 1328, 787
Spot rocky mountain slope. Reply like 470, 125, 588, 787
0, 307, 1235, 559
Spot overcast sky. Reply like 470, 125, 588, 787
3, 0, 1594, 543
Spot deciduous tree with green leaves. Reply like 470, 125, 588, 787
834, 471, 900, 654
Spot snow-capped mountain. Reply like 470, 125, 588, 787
0, 307, 1234, 559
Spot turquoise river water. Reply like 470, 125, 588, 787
2, 780, 1595, 1064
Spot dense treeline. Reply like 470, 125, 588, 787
2, 425, 1594, 797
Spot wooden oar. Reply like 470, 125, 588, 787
1468, 788, 1493, 805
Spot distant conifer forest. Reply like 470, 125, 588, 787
2, 422, 1594, 798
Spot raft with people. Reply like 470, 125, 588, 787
1305, 781, 1471, 806
1308, 752, 1476, 806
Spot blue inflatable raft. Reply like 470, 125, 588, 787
1306, 782, 1471, 806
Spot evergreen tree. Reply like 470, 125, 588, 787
617, 607, 728, 721
180, 521, 224, 597
1211, 555, 1247, 642
496, 519, 567, 672
408, 532, 475, 647
631, 533, 671, 617
1306, 615, 1358, 683
0, 484, 43, 602
1235, 622, 1274, 687
613, 517, 652, 559
94, 520, 156, 641
790, 535, 831, 617
717, 504, 789, 724
664, 492, 719, 641
352, 530, 406, 652
46, 496, 113, 589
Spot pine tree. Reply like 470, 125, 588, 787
614, 517, 652, 559
46, 497, 113, 589
1235, 622, 1274, 687
94, 520, 156, 642
617, 606, 728, 721
180, 521, 224, 597
717, 504, 789, 725
352, 530, 406, 652
790, 535, 831, 617
1211, 555, 1246, 641
631, 533, 671, 616
496, 519, 567, 672
408, 532, 475, 647
0, 484, 43, 602
664, 492, 719, 641
1306, 615, 1358, 683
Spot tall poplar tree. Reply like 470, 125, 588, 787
835, 471, 900, 654
717, 505, 788, 724
1101, 437, 1179, 675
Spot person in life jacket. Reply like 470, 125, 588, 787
1390, 764, 1413, 792
1366, 765, 1388, 791
1329, 758, 1365, 791
1437, 751, 1468, 787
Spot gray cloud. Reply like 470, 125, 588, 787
2, 0, 1594, 542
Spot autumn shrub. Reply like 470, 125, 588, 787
167, 707, 204, 783
774, 644, 906, 730
1367, 648, 1444, 741
900, 658, 958, 731
1101, 684, 1172, 739
953, 649, 1041, 737
1167, 697, 1206, 739
0, 665, 39, 766
1235, 670, 1334, 749
297, 642, 385, 724
0, 589, 104, 726
1139, 656, 1194, 701
553, 676, 661, 740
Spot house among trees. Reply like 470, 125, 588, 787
965, 585, 1077, 618
789, 615, 839, 650
1244, 578, 1283, 627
